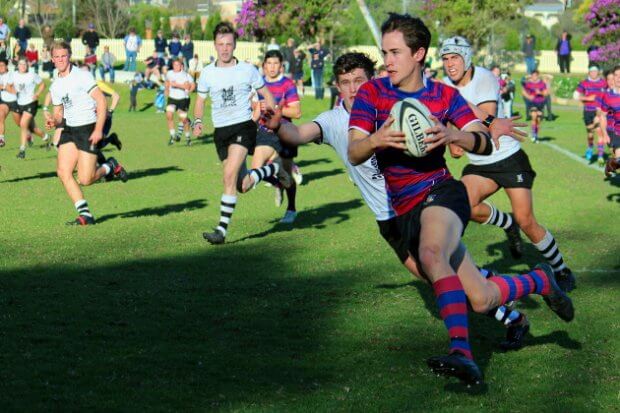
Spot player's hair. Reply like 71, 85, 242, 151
0, 58, 7, 65
613, 65, 620, 74
333, 52, 376, 81
264, 50, 283, 63
51, 40, 72, 56
380, 13, 431, 61
213, 22, 238, 43
531, 69, 539, 75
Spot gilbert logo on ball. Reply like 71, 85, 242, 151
390, 98, 434, 157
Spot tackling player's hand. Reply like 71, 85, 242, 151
261, 105, 282, 131
192, 119, 203, 137
44, 112, 54, 130
489, 116, 527, 143
369, 116, 406, 150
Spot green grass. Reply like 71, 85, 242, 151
0, 85, 618, 411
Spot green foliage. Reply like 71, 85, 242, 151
187, 15, 204, 40
553, 76, 581, 99
204, 10, 222, 41
54, 19, 77, 40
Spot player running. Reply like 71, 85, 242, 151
576, 65, 608, 163
13, 58, 49, 158
440, 36, 575, 292
192, 22, 291, 244
600, 65, 620, 177
165, 58, 195, 146
347, 14, 573, 385
257, 49, 302, 223
45, 41, 127, 225
521, 70, 547, 143
0, 58, 17, 148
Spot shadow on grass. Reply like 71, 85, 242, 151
139, 103, 154, 112
296, 158, 332, 168
96, 199, 207, 224
127, 166, 184, 180
229, 199, 364, 243
300, 168, 345, 186
196, 133, 214, 144
2, 171, 57, 183
537, 136, 555, 142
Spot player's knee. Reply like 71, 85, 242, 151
514, 212, 536, 234
469, 295, 493, 314
418, 243, 445, 273
78, 172, 95, 186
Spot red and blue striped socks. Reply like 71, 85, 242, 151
489, 268, 551, 305
432, 275, 472, 360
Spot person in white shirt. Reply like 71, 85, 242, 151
192, 22, 289, 245
13, 58, 48, 158
0, 58, 18, 147
188, 53, 202, 82
440, 36, 575, 292
165, 58, 194, 145
44, 41, 127, 226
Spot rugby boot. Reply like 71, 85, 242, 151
203, 229, 225, 245
67, 215, 96, 226
504, 216, 523, 259
427, 352, 484, 386
555, 267, 576, 292
500, 315, 530, 351
605, 157, 618, 177
538, 263, 574, 322
107, 157, 128, 183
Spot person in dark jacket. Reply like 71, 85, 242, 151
181, 34, 194, 67
82, 23, 100, 53
168, 32, 181, 58
154, 30, 167, 58
555, 30, 572, 74
13, 19, 31, 54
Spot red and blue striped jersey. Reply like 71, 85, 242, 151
259, 75, 299, 122
349, 76, 478, 216
600, 89, 620, 135
576, 77, 607, 111
523, 79, 547, 105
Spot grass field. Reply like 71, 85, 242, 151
0, 83, 618, 411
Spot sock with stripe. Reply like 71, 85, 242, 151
176, 122, 184, 137
533, 229, 567, 273
479, 268, 524, 326
216, 194, 237, 237
488, 268, 551, 305
432, 275, 473, 360
74, 199, 93, 218
532, 123, 538, 138
482, 202, 513, 230
597, 143, 604, 158
249, 164, 277, 187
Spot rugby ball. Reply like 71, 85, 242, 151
390, 98, 434, 157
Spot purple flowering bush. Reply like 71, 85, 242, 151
584, 0, 620, 66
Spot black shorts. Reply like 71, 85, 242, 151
167, 97, 190, 112
377, 218, 409, 263
609, 130, 620, 149
16, 101, 38, 116
256, 127, 281, 152
103, 113, 113, 137
214, 120, 257, 161
293, 72, 304, 81
58, 123, 98, 154
279, 142, 298, 159
0, 100, 18, 112
583, 110, 598, 127
529, 103, 544, 113
388, 179, 471, 264
462, 149, 536, 189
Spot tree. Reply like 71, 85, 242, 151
187, 15, 204, 40
82, 0, 130, 38
204, 9, 222, 40
582, 0, 620, 67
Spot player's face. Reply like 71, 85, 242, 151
336, 68, 369, 109
263, 57, 282, 79
381, 30, 424, 90
173, 60, 182, 72
0, 62, 6, 74
589, 68, 599, 79
531, 72, 539, 81
17, 60, 27, 73
607, 73, 614, 89
442, 53, 466, 83
215, 33, 235, 64
614, 69, 620, 89
52, 48, 71, 72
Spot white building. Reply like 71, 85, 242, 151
523, 0, 569, 30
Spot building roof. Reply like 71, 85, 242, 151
524, 0, 566, 13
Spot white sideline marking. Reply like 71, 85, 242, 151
540, 141, 605, 173
575, 268, 620, 274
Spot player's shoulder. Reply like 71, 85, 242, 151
473, 66, 496, 83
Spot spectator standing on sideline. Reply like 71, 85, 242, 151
308, 39, 329, 99
84, 46, 97, 77
13, 19, 31, 55
82, 23, 100, 54
291, 48, 306, 95
267, 37, 279, 51
0, 17, 10, 44
155, 30, 167, 58
522, 34, 536, 74
168, 32, 181, 58
99, 46, 116, 83
556, 30, 572, 74
181, 34, 194, 67
41, 45, 53, 77
188, 54, 202, 82
42, 25, 54, 50
281, 38, 295, 77
500, 72, 515, 118
25, 43, 38, 73
123, 28, 141, 72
